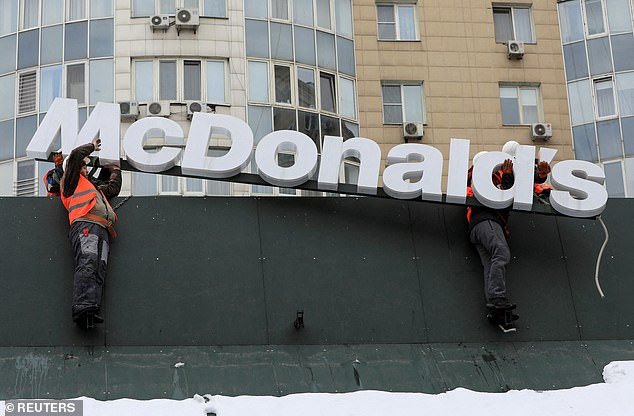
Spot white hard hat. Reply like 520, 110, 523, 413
502, 140, 520, 156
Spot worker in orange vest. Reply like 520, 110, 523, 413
60, 138, 121, 329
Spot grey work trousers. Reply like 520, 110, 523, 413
470, 219, 511, 303
69, 221, 109, 321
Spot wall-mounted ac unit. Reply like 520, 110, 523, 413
146, 101, 171, 117
531, 122, 552, 140
119, 101, 139, 119
403, 122, 424, 141
186, 101, 208, 119
149, 14, 170, 30
175, 8, 199, 33
507, 40, 525, 59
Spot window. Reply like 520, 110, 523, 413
42, 0, 63, 25
89, 59, 113, 105
594, 78, 616, 118
320, 72, 336, 113
134, 59, 226, 102
293, 0, 313, 25
16, 159, 36, 196
68, 0, 86, 21
377, 4, 417, 41
604, 161, 626, 196
184, 60, 201, 100
297, 67, 316, 109
275, 65, 292, 104
272, 0, 288, 20
493, 5, 534, 43
584, 0, 607, 36
616, 72, 634, 117
0, 75, 15, 120
316, 0, 332, 30
381, 82, 424, 124
499, 85, 540, 125
558, 0, 584, 43
21, 0, 39, 29
0, 0, 18, 36
66, 63, 85, 104
606, 0, 632, 33
18, 71, 37, 114
40, 65, 62, 112
339, 77, 356, 119
91, 0, 113, 18
248, 61, 269, 102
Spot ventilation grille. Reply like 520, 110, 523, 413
18, 72, 37, 114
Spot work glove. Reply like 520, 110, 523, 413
501, 159, 513, 175
537, 161, 551, 179
92, 137, 102, 152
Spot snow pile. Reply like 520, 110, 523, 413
2, 361, 634, 416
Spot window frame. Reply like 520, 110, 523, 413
593, 76, 618, 120
492, 4, 536, 44
381, 81, 425, 125
499, 84, 543, 126
376, 3, 419, 41
582, 0, 609, 38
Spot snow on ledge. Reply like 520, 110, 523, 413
2, 361, 634, 416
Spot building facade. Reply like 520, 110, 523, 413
557, 0, 634, 197
0, 0, 593, 198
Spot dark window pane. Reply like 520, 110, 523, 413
500, 97, 521, 124
18, 29, 39, 69
493, 8, 512, 43
597, 119, 622, 159
273, 106, 296, 131
298, 110, 319, 148
274, 65, 291, 104
297, 67, 315, 108
41, 25, 63, 65
184, 61, 201, 100
246, 19, 269, 58
0, 35, 16, 74
612, 33, 634, 71
573, 123, 598, 162
65, 22, 88, 61
270, 22, 293, 61
587, 36, 612, 76
337, 36, 355, 76
621, 116, 634, 156
294, 26, 315, 65
342, 120, 358, 140
67, 63, 85, 104
604, 162, 625, 197
316, 31, 336, 70
0, 119, 14, 161
320, 114, 340, 142
16, 115, 37, 158
563, 41, 588, 81
89, 19, 114, 58
320, 72, 335, 112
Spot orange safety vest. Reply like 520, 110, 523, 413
60, 175, 118, 236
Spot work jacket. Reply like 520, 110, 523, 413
60, 174, 118, 235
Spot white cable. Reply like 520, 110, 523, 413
594, 216, 609, 298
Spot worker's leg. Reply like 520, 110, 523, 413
69, 221, 109, 321
470, 220, 511, 303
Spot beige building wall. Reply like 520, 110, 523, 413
354, 0, 573, 172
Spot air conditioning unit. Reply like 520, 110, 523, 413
531, 122, 553, 140
149, 14, 170, 30
175, 8, 199, 32
119, 101, 139, 119
507, 40, 525, 59
403, 122, 424, 141
146, 101, 171, 117
186, 101, 208, 119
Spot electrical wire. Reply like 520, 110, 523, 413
594, 215, 609, 298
